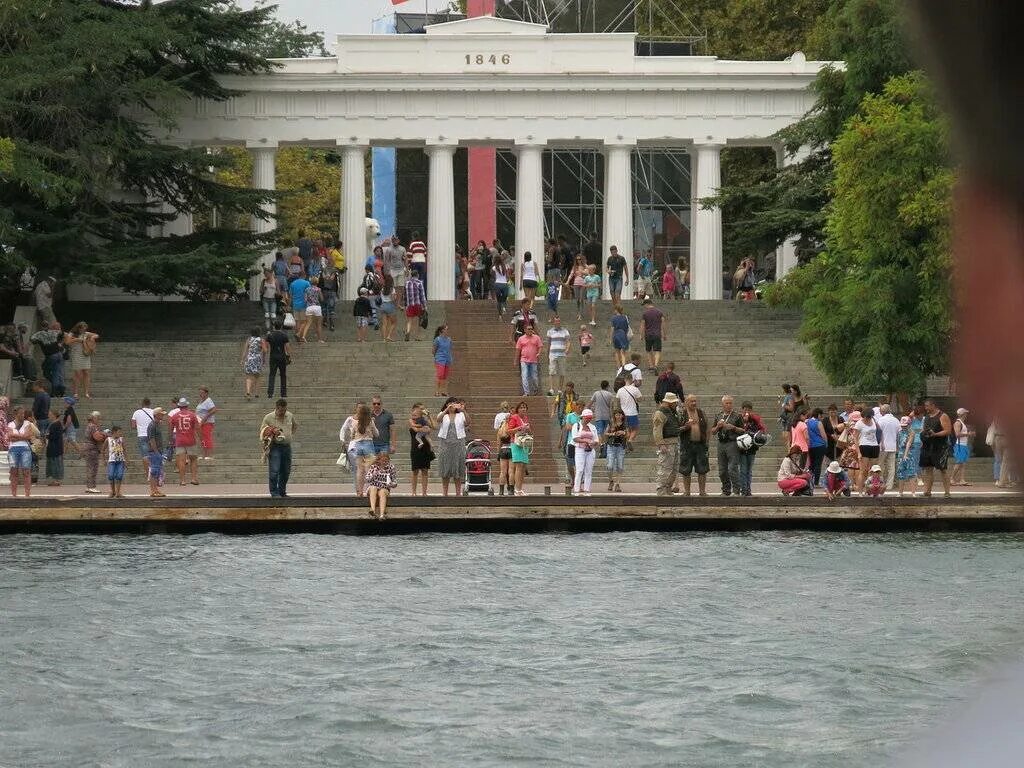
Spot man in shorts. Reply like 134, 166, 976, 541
146, 408, 167, 497
383, 235, 407, 305
678, 394, 709, 496
639, 297, 666, 373
168, 397, 200, 486
544, 315, 572, 397
404, 270, 426, 342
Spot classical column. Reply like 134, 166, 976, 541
601, 141, 635, 300
775, 145, 807, 280
691, 141, 724, 300
246, 141, 278, 300
514, 142, 545, 292
425, 143, 458, 301
338, 141, 368, 298
248, 142, 278, 235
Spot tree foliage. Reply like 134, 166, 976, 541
708, 0, 913, 265
214, 146, 341, 240
0, 0, 290, 297
227, 0, 330, 58
770, 73, 954, 395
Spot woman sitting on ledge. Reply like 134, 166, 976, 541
778, 444, 813, 496
366, 452, 398, 520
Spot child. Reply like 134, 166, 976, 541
365, 451, 398, 519
62, 395, 80, 456
44, 408, 64, 486
824, 460, 851, 500
105, 425, 127, 498
661, 266, 676, 300
578, 326, 593, 367
353, 288, 373, 342
545, 280, 559, 314
865, 464, 885, 497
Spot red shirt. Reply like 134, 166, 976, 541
169, 409, 199, 447
507, 414, 529, 433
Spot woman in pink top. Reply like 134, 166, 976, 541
790, 410, 810, 457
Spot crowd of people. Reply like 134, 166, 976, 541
3, 238, 1013, 505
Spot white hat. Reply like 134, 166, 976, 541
870, 464, 882, 473
581, 408, 594, 418
826, 461, 843, 474
661, 392, 680, 404
358, 287, 369, 295
956, 407, 969, 416
178, 397, 189, 407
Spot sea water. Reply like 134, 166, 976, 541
1, 532, 1022, 767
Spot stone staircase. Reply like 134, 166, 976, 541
27, 298, 991, 490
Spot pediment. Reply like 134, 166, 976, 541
424, 15, 548, 36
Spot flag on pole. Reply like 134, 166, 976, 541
390, 0, 413, 5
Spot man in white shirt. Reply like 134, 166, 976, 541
130, 397, 155, 475
616, 379, 643, 446
196, 386, 218, 461
544, 315, 572, 396
876, 404, 902, 490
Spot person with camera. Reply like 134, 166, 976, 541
711, 395, 745, 496
260, 399, 296, 498
737, 401, 768, 497
436, 398, 470, 497
918, 398, 953, 498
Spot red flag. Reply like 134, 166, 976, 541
390, 0, 412, 4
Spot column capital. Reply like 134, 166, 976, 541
336, 138, 370, 150
513, 138, 547, 151
603, 138, 637, 149
424, 141, 458, 155
693, 139, 726, 150
245, 139, 278, 150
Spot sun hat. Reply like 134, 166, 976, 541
826, 461, 843, 474
581, 408, 594, 418
900, 416, 910, 426
956, 407, 969, 416
662, 392, 680, 404
870, 464, 882, 473
848, 411, 862, 422
177, 397, 189, 407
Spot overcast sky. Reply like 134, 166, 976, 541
236, 0, 455, 42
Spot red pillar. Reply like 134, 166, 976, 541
467, 0, 497, 247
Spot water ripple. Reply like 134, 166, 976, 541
0, 532, 1022, 767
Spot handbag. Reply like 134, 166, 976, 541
283, 312, 296, 329
626, 320, 634, 341
419, 307, 429, 329
336, 451, 350, 470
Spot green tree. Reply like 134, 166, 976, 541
708, 0, 914, 263
771, 73, 953, 395
214, 146, 341, 240
228, 0, 330, 58
0, 0, 283, 298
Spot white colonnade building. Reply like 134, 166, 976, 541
155, 16, 831, 301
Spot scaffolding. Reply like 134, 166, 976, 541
491, 0, 704, 262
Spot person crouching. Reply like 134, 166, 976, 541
777, 444, 812, 496
825, 461, 851, 500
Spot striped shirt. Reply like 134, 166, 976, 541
546, 327, 570, 357
405, 277, 426, 307
409, 240, 427, 262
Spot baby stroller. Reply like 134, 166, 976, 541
464, 439, 493, 495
